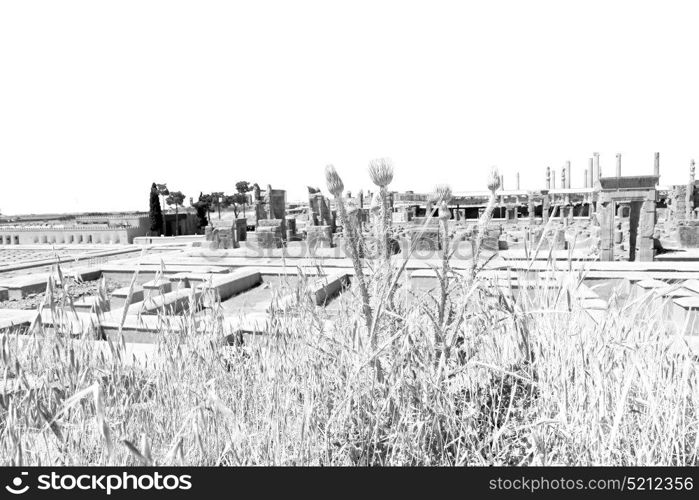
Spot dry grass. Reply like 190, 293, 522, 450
0, 252, 697, 466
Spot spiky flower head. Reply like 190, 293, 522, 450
368, 157, 394, 187
431, 184, 453, 204
487, 166, 501, 193
324, 164, 344, 197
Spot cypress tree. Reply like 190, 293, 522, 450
149, 182, 163, 235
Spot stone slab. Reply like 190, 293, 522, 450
142, 278, 173, 294
73, 296, 110, 312
197, 268, 263, 306
634, 279, 668, 290
110, 285, 145, 309
273, 271, 348, 309
126, 288, 202, 316
0, 309, 36, 330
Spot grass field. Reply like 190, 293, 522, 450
0, 255, 696, 466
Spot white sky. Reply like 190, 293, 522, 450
1, 0, 699, 214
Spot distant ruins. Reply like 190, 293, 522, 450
0, 212, 197, 245
6, 153, 699, 262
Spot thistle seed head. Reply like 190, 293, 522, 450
368, 157, 394, 187
431, 184, 453, 204
324, 164, 344, 197
487, 166, 501, 193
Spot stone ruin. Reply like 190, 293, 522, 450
249, 184, 288, 249
596, 174, 657, 262
206, 218, 247, 250
306, 187, 336, 248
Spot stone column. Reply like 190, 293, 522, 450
561, 166, 566, 190
638, 191, 656, 262
543, 193, 550, 223
552, 170, 556, 189
687, 159, 695, 220
588, 157, 594, 188
516, 171, 520, 190
545, 167, 551, 190
654, 152, 660, 180
528, 193, 535, 224
561, 167, 569, 216
584, 168, 589, 188
593, 152, 600, 180
598, 201, 615, 261
616, 153, 622, 178
566, 161, 572, 188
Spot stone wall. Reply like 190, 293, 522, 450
0, 226, 142, 245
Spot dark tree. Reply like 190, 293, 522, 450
165, 190, 186, 236
235, 181, 253, 217
229, 193, 248, 217
211, 191, 225, 219
155, 183, 169, 235
190, 192, 211, 230
149, 182, 163, 235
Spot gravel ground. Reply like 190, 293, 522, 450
0, 278, 122, 310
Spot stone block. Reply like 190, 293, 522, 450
73, 296, 110, 312
142, 278, 172, 295
126, 288, 201, 316
110, 285, 144, 309
256, 227, 283, 249
677, 225, 699, 248
257, 218, 283, 228
197, 268, 262, 306
235, 218, 247, 242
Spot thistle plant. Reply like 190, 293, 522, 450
325, 165, 373, 333
368, 157, 394, 263
431, 184, 453, 328
369, 191, 382, 259
473, 166, 501, 274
